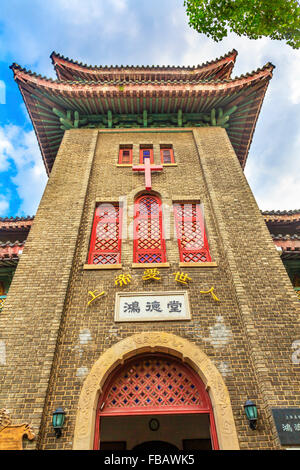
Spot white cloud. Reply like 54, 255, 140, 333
0, 124, 47, 215
249, 173, 300, 211
245, 133, 300, 211
0, 81, 5, 105
0, 127, 13, 172
109, 0, 128, 12
0, 0, 299, 212
0, 196, 9, 215
52, 0, 104, 25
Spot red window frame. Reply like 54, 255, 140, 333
119, 147, 132, 164
139, 147, 154, 164
88, 203, 122, 265
160, 146, 175, 164
133, 194, 166, 263
173, 202, 211, 263
0, 281, 5, 295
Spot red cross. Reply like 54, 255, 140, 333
132, 156, 163, 190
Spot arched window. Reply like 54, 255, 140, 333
133, 194, 166, 263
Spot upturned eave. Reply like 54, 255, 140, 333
11, 60, 274, 175
50, 50, 238, 82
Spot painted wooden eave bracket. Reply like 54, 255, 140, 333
53, 106, 238, 131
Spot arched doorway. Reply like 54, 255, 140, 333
133, 441, 179, 452
94, 354, 219, 450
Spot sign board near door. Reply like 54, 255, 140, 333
271, 408, 300, 445
115, 291, 191, 322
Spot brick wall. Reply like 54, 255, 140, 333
0, 129, 98, 448
1, 128, 299, 450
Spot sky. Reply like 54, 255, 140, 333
0, 0, 299, 217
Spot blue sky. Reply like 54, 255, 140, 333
0, 0, 299, 217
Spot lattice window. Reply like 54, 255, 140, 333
140, 147, 154, 164
119, 146, 132, 164
133, 195, 166, 263
160, 145, 175, 164
173, 203, 211, 263
0, 282, 5, 296
0, 296, 6, 311
101, 356, 210, 413
88, 203, 122, 264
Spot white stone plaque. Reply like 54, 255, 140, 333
115, 291, 191, 322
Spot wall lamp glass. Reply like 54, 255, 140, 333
52, 407, 66, 438
244, 400, 258, 430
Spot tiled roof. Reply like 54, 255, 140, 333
0, 240, 25, 266
0, 217, 34, 231
10, 58, 274, 175
262, 209, 300, 216
50, 50, 238, 81
271, 234, 300, 240
11, 60, 273, 86
0, 216, 34, 221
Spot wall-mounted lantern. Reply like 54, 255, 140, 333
244, 400, 258, 430
52, 407, 66, 438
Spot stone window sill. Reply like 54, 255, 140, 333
179, 262, 218, 268
83, 264, 123, 270
132, 262, 170, 269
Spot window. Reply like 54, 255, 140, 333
133, 194, 166, 263
88, 203, 122, 264
0, 281, 6, 311
173, 203, 211, 263
160, 145, 175, 164
140, 146, 154, 164
119, 146, 132, 164
0, 281, 5, 295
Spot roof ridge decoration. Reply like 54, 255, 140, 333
50, 49, 238, 81
262, 210, 300, 215
10, 52, 274, 175
0, 216, 34, 221
11, 61, 275, 86
0, 240, 25, 246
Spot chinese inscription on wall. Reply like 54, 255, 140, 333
272, 408, 300, 446
115, 291, 190, 322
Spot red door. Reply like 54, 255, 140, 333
94, 354, 219, 449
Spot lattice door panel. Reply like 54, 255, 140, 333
102, 356, 210, 413
134, 195, 166, 263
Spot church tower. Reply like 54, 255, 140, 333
1, 51, 299, 450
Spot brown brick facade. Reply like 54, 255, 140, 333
0, 127, 299, 450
